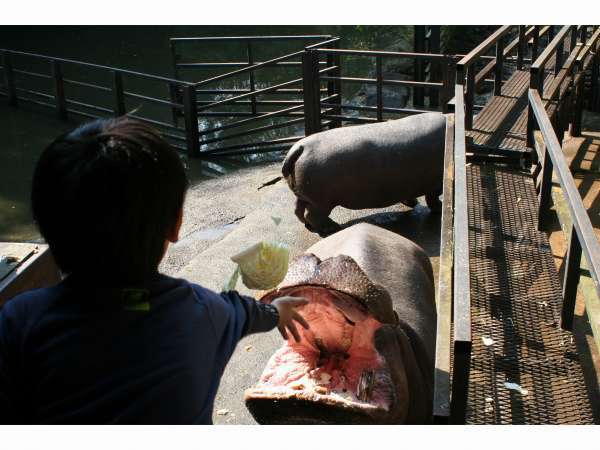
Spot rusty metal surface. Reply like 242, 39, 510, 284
465, 162, 597, 424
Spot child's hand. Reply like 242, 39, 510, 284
271, 296, 310, 342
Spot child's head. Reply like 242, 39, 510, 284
32, 117, 188, 285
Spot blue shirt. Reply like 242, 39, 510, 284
0, 274, 278, 424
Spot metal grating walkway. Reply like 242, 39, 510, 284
465, 163, 596, 424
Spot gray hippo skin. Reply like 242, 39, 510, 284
244, 223, 436, 424
282, 112, 447, 235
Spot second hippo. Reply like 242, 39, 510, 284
282, 112, 448, 235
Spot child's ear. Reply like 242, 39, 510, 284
167, 206, 184, 243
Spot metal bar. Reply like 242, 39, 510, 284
112, 71, 125, 116
537, 144, 554, 230
319, 76, 443, 89
64, 98, 113, 114
376, 56, 383, 121
414, 25, 426, 108
456, 26, 512, 69
62, 78, 111, 92
2, 51, 17, 106
199, 117, 304, 146
247, 42, 257, 115
450, 84, 471, 425
200, 136, 301, 156
312, 48, 450, 60
14, 87, 54, 100
517, 26, 526, 69
302, 50, 321, 136
12, 68, 52, 80
529, 88, 600, 313
198, 104, 304, 136
465, 67, 475, 130
554, 40, 564, 75
532, 26, 540, 62
561, 226, 583, 330
572, 65, 585, 136
170, 35, 333, 42
198, 77, 303, 111
0, 49, 191, 86
494, 36, 504, 95
532, 26, 573, 72
183, 85, 200, 157
176, 61, 321, 68
428, 26, 442, 108
330, 39, 342, 128
51, 60, 67, 120
433, 114, 454, 423
123, 90, 183, 109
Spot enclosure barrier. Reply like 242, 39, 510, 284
529, 87, 600, 344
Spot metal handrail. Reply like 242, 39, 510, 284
529, 88, 600, 332
449, 83, 472, 424
170, 35, 333, 42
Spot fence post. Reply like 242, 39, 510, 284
302, 50, 320, 136
537, 144, 553, 231
428, 26, 441, 109
51, 60, 67, 120
570, 26, 578, 52
592, 47, 600, 113
572, 66, 584, 137
554, 40, 564, 75
465, 66, 475, 130
2, 51, 17, 106
527, 67, 542, 149
331, 40, 342, 128
413, 25, 426, 108
183, 84, 200, 157
112, 71, 126, 116
376, 56, 383, 121
247, 42, 257, 115
494, 36, 505, 95
561, 225, 582, 330
532, 26, 540, 63
167, 82, 181, 127
517, 26, 526, 70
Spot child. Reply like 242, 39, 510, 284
0, 117, 308, 424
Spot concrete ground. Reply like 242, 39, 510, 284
162, 161, 442, 424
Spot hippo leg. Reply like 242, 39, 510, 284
401, 198, 419, 208
304, 204, 340, 236
294, 198, 308, 224
425, 191, 442, 213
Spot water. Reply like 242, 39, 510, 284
0, 25, 483, 241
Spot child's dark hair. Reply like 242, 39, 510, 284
32, 117, 188, 285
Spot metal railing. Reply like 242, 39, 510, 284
0, 49, 194, 152
456, 25, 555, 130
303, 47, 456, 134
529, 87, 600, 340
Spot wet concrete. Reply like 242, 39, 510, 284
168, 161, 441, 424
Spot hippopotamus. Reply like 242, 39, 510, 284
244, 223, 436, 424
282, 112, 447, 235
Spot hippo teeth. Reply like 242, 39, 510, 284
356, 369, 375, 402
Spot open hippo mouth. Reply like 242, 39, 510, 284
244, 254, 403, 425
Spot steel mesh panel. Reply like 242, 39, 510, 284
464, 163, 596, 424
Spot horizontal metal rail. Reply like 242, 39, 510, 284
450, 83, 472, 425
171, 35, 333, 42
319, 75, 443, 89
313, 47, 451, 61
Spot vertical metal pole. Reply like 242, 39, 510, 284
570, 26, 578, 52
112, 71, 126, 117
167, 82, 180, 127
247, 42, 257, 115
532, 26, 541, 63
302, 50, 320, 136
554, 41, 564, 75
494, 37, 505, 95
537, 144, 554, 231
580, 25, 588, 44
592, 45, 600, 113
2, 51, 17, 106
527, 67, 539, 149
331, 39, 342, 128
465, 67, 475, 130
517, 26, 526, 70
561, 226, 582, 330
413, 25, 426, 108
183, 84, 200, 157
51, 60, 67, 120
573, 68, 584, 137
428, 26, 441, 109
376, 56, 383, 121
